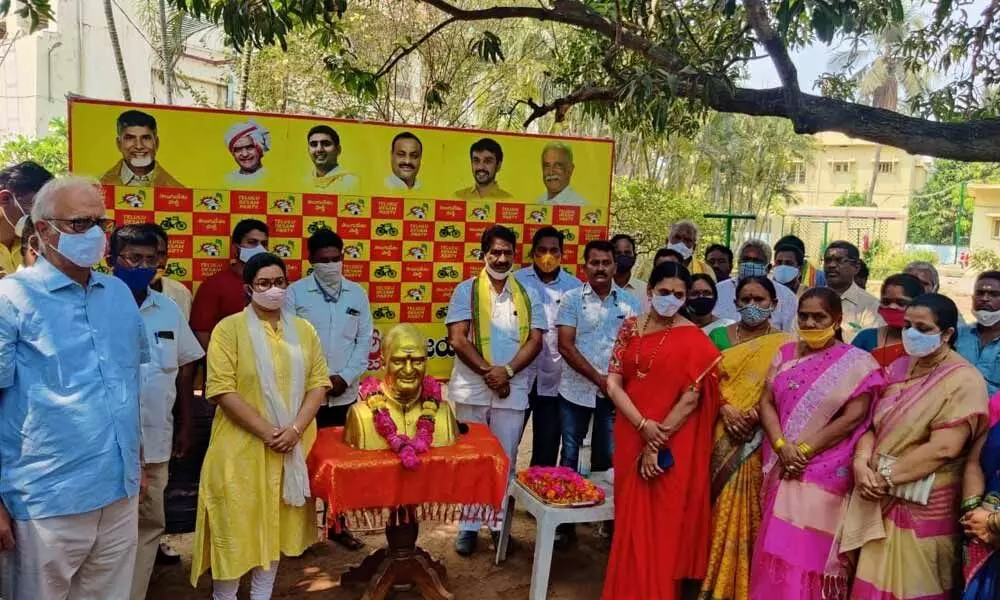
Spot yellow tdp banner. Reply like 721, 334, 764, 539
68, 98, 614, 377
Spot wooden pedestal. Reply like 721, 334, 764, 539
340, 506, 454, 600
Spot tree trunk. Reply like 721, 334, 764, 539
104, 0, 131, 101
238, 48, 252, 110
158, 0, 173, 104
866, 145, 882, 206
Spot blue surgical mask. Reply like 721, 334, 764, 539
738, 304, 773, 327
650, 294, 684, 318
772, 264, 799, 285
902, 327, 942, 358
738, 261, 768, 280
114, 265, 157, 294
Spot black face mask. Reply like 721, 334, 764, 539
615, 254, 636, 272
686, 297, 716, 317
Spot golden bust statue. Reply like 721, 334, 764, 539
345, 324, 458, 451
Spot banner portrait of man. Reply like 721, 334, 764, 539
100, 110, 184, 188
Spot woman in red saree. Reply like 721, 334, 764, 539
602, 262, 722, 600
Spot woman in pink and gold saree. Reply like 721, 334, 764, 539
838, 293, 987, 600
749, 288, 883, 600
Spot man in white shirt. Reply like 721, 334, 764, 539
284, 228, 373, 550
557, 240, 641, 475
447, 225, 545, 556
514, 226, 581, 467
533, 142, 587, 205
108, 225, 204, 600
714, 239, 799, 332
611, 233, 647, 310
147, 224, 193, 320
823, 240, 882, 342
384, 132, 423, 191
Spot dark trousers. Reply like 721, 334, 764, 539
316, 402, 352, 429
524, 387, 562, 467
559, 395, 614, 473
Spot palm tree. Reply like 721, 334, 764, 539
134, 1, 215, 105
103, 0, 131, 101
828, 6, 928, 205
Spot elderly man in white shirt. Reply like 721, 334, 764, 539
284, 227, 373, 551
714, 239, 799, 332
447, 225, 545, 557
107, 225, 204, 600
224, 120, 270, 188
533, 142, 587, 205
514, 226, 581, 468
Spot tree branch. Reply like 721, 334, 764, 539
375, 16, 456, 78
521, 85, 619, 127
743, 0, 801, 123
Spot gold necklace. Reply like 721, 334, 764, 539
635, 313, 673, 379
736, 323, 771, 344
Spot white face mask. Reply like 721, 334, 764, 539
45, 223, 107, 268
313, 261, 343, 288
902, 327, 943, 358
975, 309, 1000, 328
252, 287, 286, 311
650, 294, 684, 318
772, 264, 800, 285
1, 192, 27, 237
484, 263, 510, 281
239, 244, 267, 263
667, 241, 693, 261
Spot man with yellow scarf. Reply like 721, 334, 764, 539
446, 224, 545, 557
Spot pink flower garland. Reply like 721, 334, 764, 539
361, 376, 442, 470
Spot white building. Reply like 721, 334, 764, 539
1, 0, 233, 137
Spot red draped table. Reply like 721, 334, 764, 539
307, 424, 509, 600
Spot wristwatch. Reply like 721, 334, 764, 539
878, 463, 894, 489
503, 364, 515, 378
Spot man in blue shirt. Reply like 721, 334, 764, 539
957, 271, 1000, 397
0, 176, 148, 599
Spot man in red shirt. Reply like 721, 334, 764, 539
190, 218, 269, 348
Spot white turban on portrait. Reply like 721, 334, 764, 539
225, 120, 271, 154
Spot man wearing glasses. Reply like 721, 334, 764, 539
283, 228, 372, 551
107, 225, 203, 600
0, 176, 149, 598
823, 240, 882, 342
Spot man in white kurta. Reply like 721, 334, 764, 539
446, 225, 544, 557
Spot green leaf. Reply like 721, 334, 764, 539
469, 31, 505, 64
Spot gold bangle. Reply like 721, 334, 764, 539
798, 442, 813, 458
291, 423, 302, 437
636, 417, 648, 431
773, 437, 787, 450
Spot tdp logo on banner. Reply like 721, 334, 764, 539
69, 98, 614, 377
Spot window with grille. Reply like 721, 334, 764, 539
878, 161, 895, 174
993, 219, 1000, 239
787, 163, 806, 184
832, 161, 852, 174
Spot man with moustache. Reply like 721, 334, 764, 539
384, 132, 423, 191
447, 225, 544, 556
224, 120, 271, 188
101, 110, 184, 188
515, 227, 580, 468
822, 240, 881, 342
557, 240, 639, 477
455, 138, 513, 199
957, 271, 1000, 396
304, 125, 360, 193
0, 161, 52, 277
534, 142, 587, 206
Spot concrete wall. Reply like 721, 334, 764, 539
1, 0, 232, 138
969, 185, 1000, 253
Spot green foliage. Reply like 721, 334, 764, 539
0, 119, 68, 176
908, 161, 1000, 244
834, 191, 868, 207
867, 245, 937, 281
610, 178, 722, 264
0, 0, 52, 31
970, 249, 1000, 272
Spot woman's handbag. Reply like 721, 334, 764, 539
877, 454, 935, 505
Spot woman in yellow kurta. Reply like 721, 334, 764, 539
190, 253, 330, 599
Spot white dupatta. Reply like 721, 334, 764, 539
244, 305, 310, 507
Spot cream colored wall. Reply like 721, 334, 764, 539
969, 186, 1000, 253
785, 132, 926, 246
1, 0, 232, 138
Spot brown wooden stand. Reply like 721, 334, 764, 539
340, 506, 454, 600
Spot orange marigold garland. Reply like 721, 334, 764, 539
517, 466, 606, 506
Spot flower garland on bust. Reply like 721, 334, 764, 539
358, 375, 442, 470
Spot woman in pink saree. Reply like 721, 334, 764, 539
750, 287, 883, 600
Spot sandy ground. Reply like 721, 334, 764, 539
146, 421, 608, 600
146, 270, 977, 600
